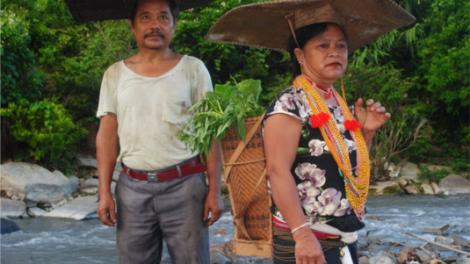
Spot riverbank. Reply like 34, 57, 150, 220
2, 195, 469, 264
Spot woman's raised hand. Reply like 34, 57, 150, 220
354, 98, 391, 133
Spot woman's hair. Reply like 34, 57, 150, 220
288, 22, 347, 79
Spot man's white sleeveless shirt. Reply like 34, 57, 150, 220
96, 55, 212, 170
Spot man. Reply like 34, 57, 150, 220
95, 0, 224, 263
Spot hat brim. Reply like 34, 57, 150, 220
205, 0, 416, 53
65, 0, 217, 22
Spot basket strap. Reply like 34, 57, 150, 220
223, 112, 266, 181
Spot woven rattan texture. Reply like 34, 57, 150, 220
220, 117, 272, 241
205, 0, 416, 53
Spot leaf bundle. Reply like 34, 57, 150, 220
178, 79, 265, 156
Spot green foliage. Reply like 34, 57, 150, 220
0, 99, 88, 171
173, 0, 290, 92
417, 0, 470, 114
418, 166, 450, 183
1, 7, 44, 105
178, 79, 264, 155
1, 0, 467, 174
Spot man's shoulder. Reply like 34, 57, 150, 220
181, 55, 205, 69
102, 61, 126, 81
105, 61, 124, 72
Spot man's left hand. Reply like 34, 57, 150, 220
203, 191, 224, 226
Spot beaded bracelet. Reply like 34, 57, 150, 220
291, 222, 310, 233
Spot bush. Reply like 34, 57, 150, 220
1, 8, 44, 106
1, 99, 88, 172
418, 166, 451, 183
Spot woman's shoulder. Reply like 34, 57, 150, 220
264, 85, 310, 122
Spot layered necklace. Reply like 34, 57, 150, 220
293, 75, 370, 221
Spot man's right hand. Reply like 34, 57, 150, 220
97, 192, 116, 227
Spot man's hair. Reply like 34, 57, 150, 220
129, 0, 179, 26
288, 23, 348, 79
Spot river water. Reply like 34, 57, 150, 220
2, 194, 469, 264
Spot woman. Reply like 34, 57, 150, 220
263, 22, 390, 264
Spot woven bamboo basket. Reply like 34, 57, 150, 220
219, 116, 272, 258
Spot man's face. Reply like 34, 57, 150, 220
130, 0, 176, 51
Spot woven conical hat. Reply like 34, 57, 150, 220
206, 0, 416, 53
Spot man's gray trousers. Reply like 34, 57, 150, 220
115, 170, 209, 264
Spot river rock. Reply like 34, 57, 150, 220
0, 198, 26, 217
42, 195, 99, 220
1, 162, 72, 204
1, 217, 21, 234
359, 256, 370, 264
81, 178, 99, 188
78, 157, 122, 181
369, 181, 401, 195
436, 236, 454, 245
210, 250, 232, 264
420, 164, 452, 173
431, 182, 440, 194
439, 175, 470, 195
27, 207, 47, 217
229, 256, 249, 264
423, 227, 444, 236
80, 178, 100, 194
415, 249, 432, 263
80, 186, 99, 195
455, 258, 470, 264
370, 251, 397, 264
452, 234, 469, 246
398, 162, 420, 180
433, 236, 457, 251
52, 170, 73, 195
357, 235, 370, 248
78, 157, 101, 169
68, 175, 80, 193
403, 182, 420, 194
421, 183, 434, 195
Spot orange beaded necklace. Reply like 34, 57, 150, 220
294, 75, 370, 221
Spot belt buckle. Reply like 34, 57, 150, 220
147, 172, 158, 182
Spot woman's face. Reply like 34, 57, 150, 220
294, 24, 348, 87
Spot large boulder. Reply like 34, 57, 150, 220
439, 175, 470, 195
369, 181, 401, 195
68, 175, 80, 193
27, 207, 48, 218
1, 217, 21, 235
397, 178, 420, 194
42, 195, 99, 220
78, 157, 121, 181
431, 182, 440, 194
52, 170, 73, 195
80, 178, 99, 195
0, 198, 26, 217
398, 162, 420, 181
1, 162, 72, 204
421, 183, 434, 195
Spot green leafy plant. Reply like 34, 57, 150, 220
178, 79, 264, 155
0, 99, 88, 171
418, 166, 451, 183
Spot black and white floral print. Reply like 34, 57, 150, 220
263, 86, 363, 231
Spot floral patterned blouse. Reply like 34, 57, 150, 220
262, 86, 365, 232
